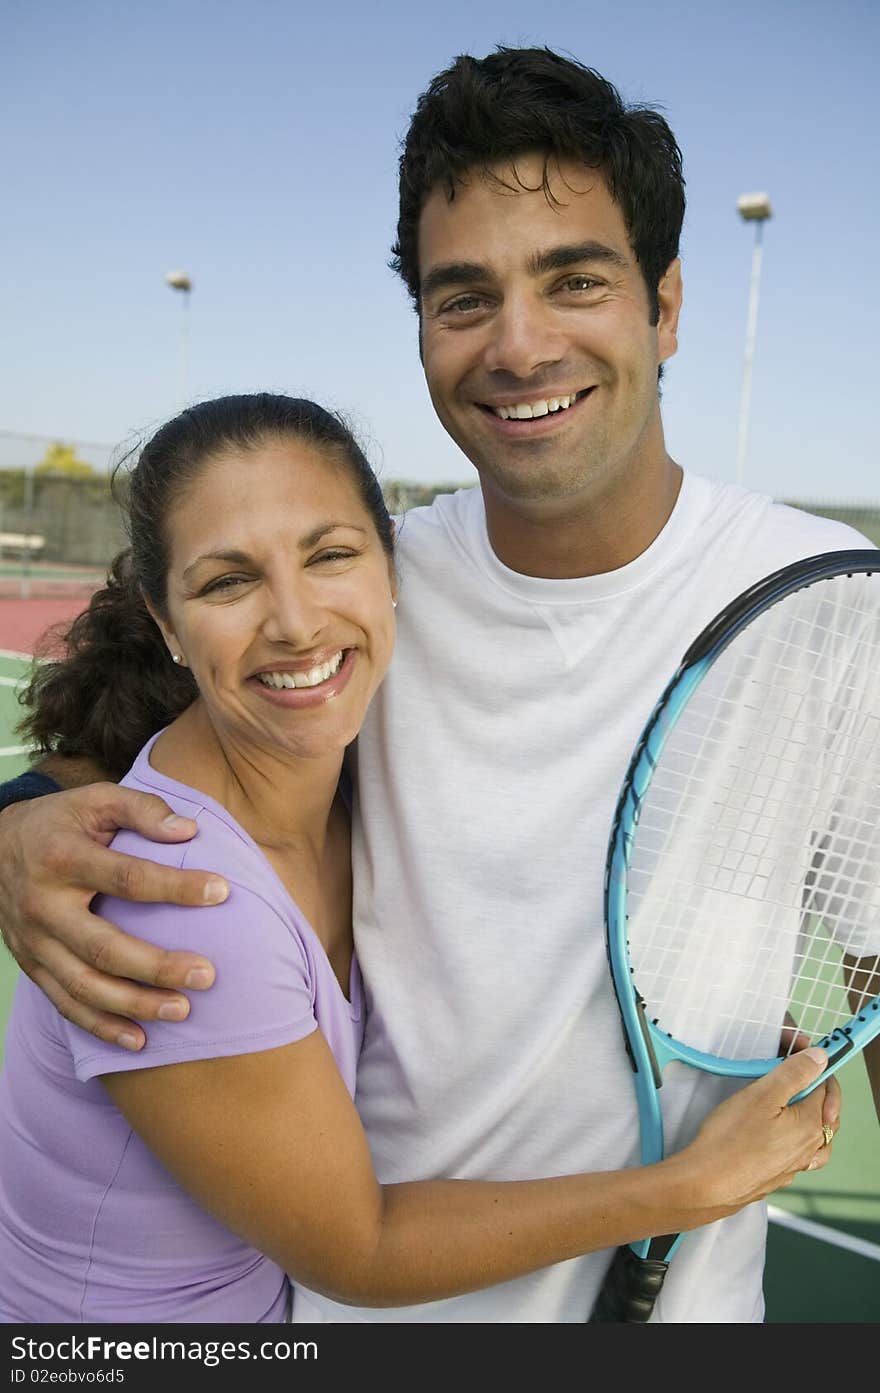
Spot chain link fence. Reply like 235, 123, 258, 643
1, 470, 878, 600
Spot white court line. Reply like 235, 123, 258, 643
0, 649, 32, 661
0, 746, 28, 758
0, 676, 22, 687
768, 1205, 880, 1262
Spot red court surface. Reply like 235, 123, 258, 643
0, 597, 89, 656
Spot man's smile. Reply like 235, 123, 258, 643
481, 389, 593, 420
475, 387, 596, 434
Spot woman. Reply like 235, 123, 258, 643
0, 393, 831, 1322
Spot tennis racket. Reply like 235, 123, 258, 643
590, 549, 880, 1323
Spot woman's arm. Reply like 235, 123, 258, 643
102, 1031, 833, 1308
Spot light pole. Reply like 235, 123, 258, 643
735, 193, 772, 486
165, 270, 192, 409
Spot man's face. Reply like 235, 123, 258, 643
417, 155, 681, 512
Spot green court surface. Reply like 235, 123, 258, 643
0, 650, 31, 782
0, 648, 877, 1322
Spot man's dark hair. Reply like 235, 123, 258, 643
391, 46, 685, 323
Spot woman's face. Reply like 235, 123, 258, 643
155, 436, 397, 764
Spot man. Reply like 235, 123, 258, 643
1, 47, 874, 1322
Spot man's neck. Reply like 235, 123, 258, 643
482, 456, 683, 580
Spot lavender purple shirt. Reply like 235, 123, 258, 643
0, 733, 364, 1322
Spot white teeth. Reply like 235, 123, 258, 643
256, 651, 345, 690
494, 393, 578, 420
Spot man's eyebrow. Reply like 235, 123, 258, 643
420, 243, 630, 301
181, 524, 368, 579
527, 241, 630, 276
420, 262, 488, 301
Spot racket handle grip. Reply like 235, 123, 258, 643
588, 1245, 669, 1323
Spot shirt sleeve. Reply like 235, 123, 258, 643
68, 880, 319, 1082
0, 770, 62, 810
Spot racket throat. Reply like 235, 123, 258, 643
634, 994, 664, 1091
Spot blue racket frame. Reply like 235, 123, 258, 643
603, 549, 880, 1267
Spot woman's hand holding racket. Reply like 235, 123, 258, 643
678, 1045, 835, 1223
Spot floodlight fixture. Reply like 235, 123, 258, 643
165, 270, 193, 292
737, 192, 773, 223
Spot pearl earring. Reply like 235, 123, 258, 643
172, 653, 183, 664
392, 600, 398, 609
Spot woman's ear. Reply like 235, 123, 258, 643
141, 589, 185, 666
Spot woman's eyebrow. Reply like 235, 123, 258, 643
181, 524, 369, 579
300, 522, 369, 549
182, 549, 251, 580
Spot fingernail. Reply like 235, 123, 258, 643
162, 814, 193, 831
185, 967, 214, 989
203, 879, 228, 904
158, 1000, 188, 1021
808, 1158, 821, 1170
803, 1047, 827, 1065
118, 1032, 142, 1051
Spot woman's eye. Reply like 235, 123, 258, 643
312, 549, 357, 565
203, 575, 248, 595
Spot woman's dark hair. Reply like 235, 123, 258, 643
391, 46, 685, 323
20, 393, 394, 779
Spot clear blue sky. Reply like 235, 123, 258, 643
2, 0, 877, 501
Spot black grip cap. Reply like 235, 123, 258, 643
588, 1244, 669, 1323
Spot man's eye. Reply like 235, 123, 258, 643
560, 274, 600, 292
440, 294, 488, 315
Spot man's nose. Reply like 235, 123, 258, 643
482, 293, 566, 380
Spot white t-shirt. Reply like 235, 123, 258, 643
293, 470, 873, 1324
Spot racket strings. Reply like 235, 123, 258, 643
626, 574, 880, 1060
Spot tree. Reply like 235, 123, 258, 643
35, 442, 97, 478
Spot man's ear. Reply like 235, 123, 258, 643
656, 258, 683, 365
387, 546, 399, 608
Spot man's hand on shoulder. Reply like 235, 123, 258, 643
0, 782, 226, 1049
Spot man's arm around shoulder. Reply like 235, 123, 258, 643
0, 758, 225, 1049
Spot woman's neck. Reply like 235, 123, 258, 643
149, 701, 345, 863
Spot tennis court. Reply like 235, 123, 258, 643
0, 601, 878, 1322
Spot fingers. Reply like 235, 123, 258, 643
763, 1045, 828, 1105
766, 1049, 843, 1177
64, 843, 228, 907
807, 1120, 839, 1172
15, 907, 216, 1045
25, 960, 149, 1052
75, 783, 200, 844
821, 1073, 842, 1128
0, 784, 221, 1046
22, 787, 228, 906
